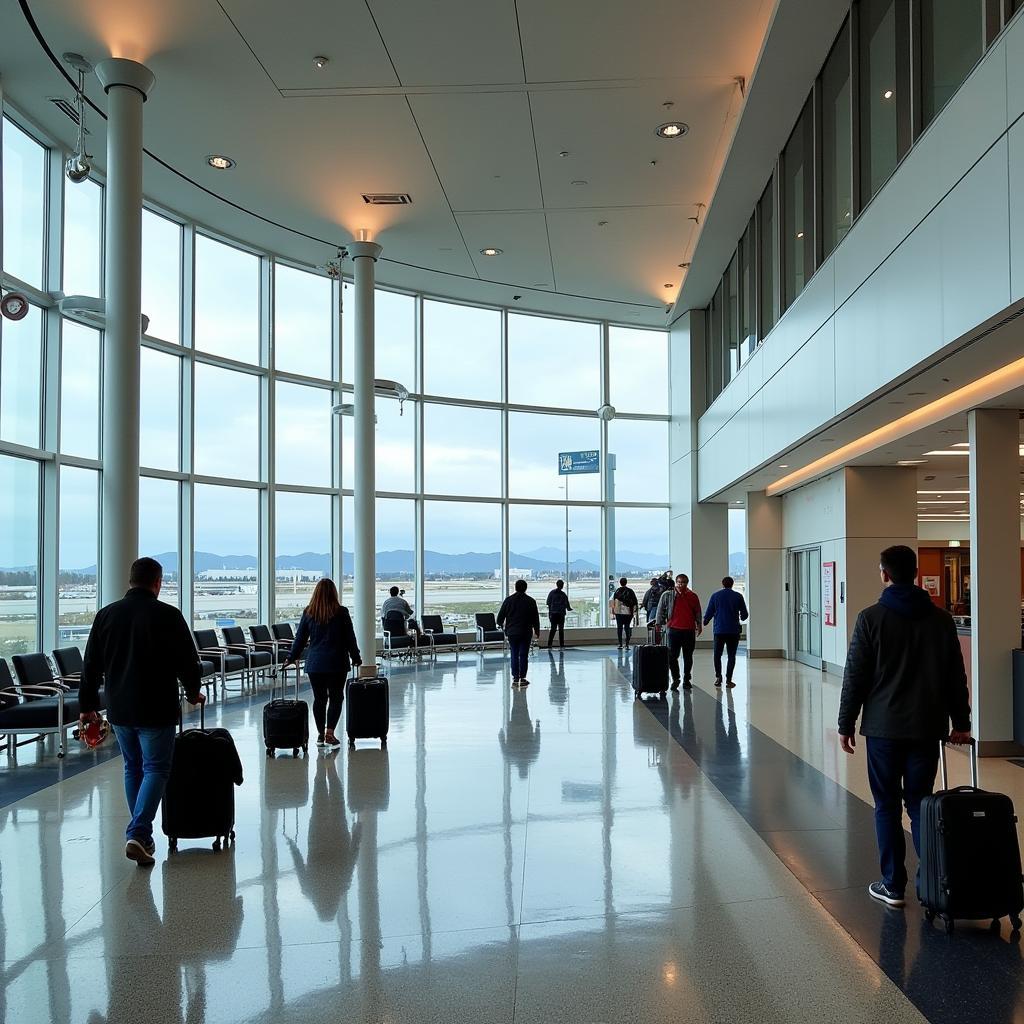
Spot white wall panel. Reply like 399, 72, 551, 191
1007, 11, 1024, 125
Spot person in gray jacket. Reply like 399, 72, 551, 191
380, 586, 422, 637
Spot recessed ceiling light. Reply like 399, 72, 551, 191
313, 55, 330, 70
656, 122, 689, 139
598, 220, 609, 227
207, 155, 235, 170
897, 459, 927, 465
664, 283, 674, 289
480, 247, 502, 256
883, 89, 894, 100
559, 150, 569, 158
571, 179, 588, 186
779, 464, 789, 468
796, 231, 804, 239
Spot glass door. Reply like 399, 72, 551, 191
791, 547, 823, 669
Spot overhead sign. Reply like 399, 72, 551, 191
558, 450, 599, 475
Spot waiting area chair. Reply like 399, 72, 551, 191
382, 611, 418, 660
221, 626, 274, 685
422, 614, 459, 654
52, 647, 84, 686
249, 624, 300, 687
193, 629, 248, 694
0, 658, 81, 759
475, 613, 505, 651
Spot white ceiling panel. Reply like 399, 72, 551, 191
531, 82, 737, 209
517, 0, 773, 83
409, 92, 542, 212
547, 205, 693, 307
455, 212, 553, 286
367, 0, 525, 86
217, 0, 399, 90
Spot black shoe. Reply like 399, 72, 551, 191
868, 881, 905, 907
670, 682, 680, 691
682, 682, 693, 690
726, 680, 736, 688
714, 677, 722, 687
519, 678, 529, 687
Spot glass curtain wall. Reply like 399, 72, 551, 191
0, 110, 671, 653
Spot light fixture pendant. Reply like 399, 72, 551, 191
656, 122, 689, 139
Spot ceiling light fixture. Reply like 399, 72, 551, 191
207, 155, 235, 170
796, 231, 804, 239
779, 464, 789, 469
480, 247, 502, 256
656, 122, 689, 139
883, 89, 894, 99
313, 55, 330, 69
664, 283, 674, 289
571, 179, 588, 186
897, 459, 927, 465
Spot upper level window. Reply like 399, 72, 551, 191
0, 302, 42, 448
142, 210, 182, 343
920, 0, 985, 129
758, 178, 776, 338
821, 19, 852, 258
782, 97, 814, 310
2, 118, 46, 289
277, 264, 332, 380
194, 235, 260, 364
423, 300, 500, 401
343, 285, 415, 388
609, 326, 668, 415
508, 314, 600, 410
62, 177, 103, 298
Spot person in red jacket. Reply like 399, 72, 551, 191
655, 573, 703, 690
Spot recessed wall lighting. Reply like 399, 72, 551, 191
897, 459, 927, 465
206, 155, 235, 170
779, 464, 789, 468
571, 179, 588, 186
313, 55, 330, 70
655, 122, 689, 139
480, 247, 502, 256
883, 89, 894, 99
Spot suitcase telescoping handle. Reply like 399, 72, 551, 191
271, 663, 300, 702
939, 737, 978, 790
178, 693, 205, 733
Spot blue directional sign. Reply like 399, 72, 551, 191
558, 450, 600, 475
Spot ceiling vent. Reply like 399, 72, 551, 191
47, 96, 90, 132
361, 193, 412, 205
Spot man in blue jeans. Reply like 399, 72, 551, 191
838, 545, 971, 907
702, 576, 749, 687
79, 557, 205, 866
497, 579, 541, 687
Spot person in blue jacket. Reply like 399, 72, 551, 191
702, 576, 749, 688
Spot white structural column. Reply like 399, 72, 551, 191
94, 59, 155, 604
668, 310, 727, 610
349, 241, 382, 671
968, 408, 1020, 752
745, 491, 784, 657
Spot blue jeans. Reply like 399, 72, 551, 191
865, 736, 939, 895
509, 635, 532, 681
113, 725, 177, 844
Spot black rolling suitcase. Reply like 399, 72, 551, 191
162, 703, 243, 851
632, 643, 670, 700
346, 670, 389, 747
263, 667, 309, 758
919, 739, 1024, 934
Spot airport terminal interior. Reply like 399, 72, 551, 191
2, 0, 1024, 1020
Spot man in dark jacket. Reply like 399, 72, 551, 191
703, 577, 749, 687
79, 557, 205, 866
545, 579, 572, 649
610, 578, 639, 649
839, 545, 971, 908
497, 579, 541, 687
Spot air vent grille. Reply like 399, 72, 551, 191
47, 96, 90, 132
362, 193, 412, 205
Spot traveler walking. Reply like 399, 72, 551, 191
284, 578, 362, 749
838, 545, 971, 908
610, 577, 639, 648
546, 579, 572, 649
655, 574, 702, 690
641, 578, 662, 624
497, 579, 541, 687
380, 586, 423, 637
703, 576, 749, 687
77, 557, 206, 866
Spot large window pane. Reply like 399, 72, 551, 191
276, 264, 332, 379
921, 1, 984, 129
139, 476, 180, 607
609, 506, 669, 582
758, 179, 776, 337
342, 396, 415, 493
62, 177, 103, 298
193, 484, 259, 629
2, 118, 46, 289
194, 363, 260, 480
782, 98, 814, 310
424, 403, 500, 497
0, 455, 39, 657
739, 218, 755, 358
708, 281, 724, 402
508, 504, 601, 627
275, 491, 331, 624
821, 20, 852, 257
342, 285, 416, 387
194, 235, 260, 363
140, 347, 180, 470
275, 381, 332, 487
59, 466, 98, 641
142, 210, 181, 342
859, 0, 902, 202
423, 300, 501, 401
608, 326, 668, 415
507, 314, 600, 409
0, 302, 42, 448
60, 320, 101, 460
374, 497, 416, 620
723, 252, 740, 384
423, 500, 502, 630
607, 419, 668, 503
509, 411, 600, 501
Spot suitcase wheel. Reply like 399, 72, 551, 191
1012, 915, 1022, 933
293, 748, 299, 758
230, 830, 236, 844
169, 838, 178, 853
213, 837, 221, 851
660, 690, 667, 700
266, 747, 275, 759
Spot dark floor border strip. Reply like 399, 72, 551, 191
639, 681, 1024, 1024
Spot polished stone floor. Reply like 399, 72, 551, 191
0, 646, 1019, 1023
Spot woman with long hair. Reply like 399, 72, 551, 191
285, 578, 361, 748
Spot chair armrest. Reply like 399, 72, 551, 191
16, 684, 67, 699
222, 643, 253, 652
197, 646, 230, 655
